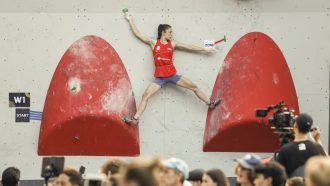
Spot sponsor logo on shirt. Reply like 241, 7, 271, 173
298, 143, 306, 151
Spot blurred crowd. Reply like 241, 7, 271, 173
1, 113, 329, 186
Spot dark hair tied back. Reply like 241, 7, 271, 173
157, 24, 171, 39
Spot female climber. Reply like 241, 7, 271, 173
123, 12, 221, 125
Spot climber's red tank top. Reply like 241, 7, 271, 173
152, 39, 177, 77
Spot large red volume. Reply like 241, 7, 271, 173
38, 35, 139, 156
203, 32, 299, 152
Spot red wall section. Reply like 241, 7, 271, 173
38, 35, 139, 156
203, 32, 299, 152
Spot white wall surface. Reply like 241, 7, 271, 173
0, 0, 329, 179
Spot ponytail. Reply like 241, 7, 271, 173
157, 24, 171, 39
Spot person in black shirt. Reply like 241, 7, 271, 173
277, 113, 326, 177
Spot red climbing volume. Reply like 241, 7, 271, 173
38, 35, 139, 156
203, 32, 299, 152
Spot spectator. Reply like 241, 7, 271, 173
1, 167, 20, 186
53, 167, 83, 186
285, 177, 305, 186
101, 159, 127, 178
109, 174, 123, 186
277, 113, 326, 177
184, 180, 193, 186
123, 158, 162, 186
188, 169, 204, 186
201, 169, 229, 186
161, 158, 189, 186
253, 161, 287, 186
305, 156, 330, 186
309, 127, 329, 157
235, 154, 262, 186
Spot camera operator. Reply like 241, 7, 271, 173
276, 113, 326, 177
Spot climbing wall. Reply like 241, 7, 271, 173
0, 0, 329, 180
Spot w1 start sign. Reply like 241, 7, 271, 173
9, 92, 31, 122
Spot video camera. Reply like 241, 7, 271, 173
255, 100, 296, 146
